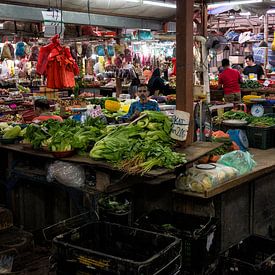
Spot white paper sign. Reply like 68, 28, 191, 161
170, 110, 190, 141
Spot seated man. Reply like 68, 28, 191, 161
121, 85, 160, 122
32, 99, 63, 123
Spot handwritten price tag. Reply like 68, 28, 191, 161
170, 110, 190, 141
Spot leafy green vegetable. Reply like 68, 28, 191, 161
90, 111, 186, 174
3, 125, 21, 139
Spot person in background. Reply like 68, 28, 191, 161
147, 68, 167, 96
32, 99, 63, 123
143, 67, 152, 83
243, 55, 265, 80
120, 84, 160, 122
218, 58, 243, 103
232, 64, 243, 75
128, 64, 141, 99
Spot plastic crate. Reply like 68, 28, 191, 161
135, 210, 219, 273
246, 125, 274, 150
53, 221, 181, 275
217, 235, 275, 274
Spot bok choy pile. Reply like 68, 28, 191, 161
90, 111, 187, 174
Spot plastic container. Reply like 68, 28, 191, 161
135, 210, 218, 273
246, 125, 274, 150
53, 221, 181, 275
98, 192, 132, 226
217, 235, 275, 274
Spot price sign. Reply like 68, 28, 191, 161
170, 110, 190, 141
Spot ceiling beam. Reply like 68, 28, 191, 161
0, 3, 162, 30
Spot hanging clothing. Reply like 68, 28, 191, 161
36, 35, 79, 89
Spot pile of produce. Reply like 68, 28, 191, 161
213, 110, 252, 125
198, 131, 239, 164
0, 123, 24, 140
24, 117, 107, 152
90, 111, 187, 175
240, 80, 262, 89
249, 116, 275, 127
98, 195, 130, 214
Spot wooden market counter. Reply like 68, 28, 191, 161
173, 148, 275, 250
0, 141, 222, 191
175, 148, 275, 198
0, 141, 222, 233
2, 143, 275, 251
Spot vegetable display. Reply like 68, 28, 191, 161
240, 80, 262, 89
213, 110, 252, 125
249, 116, 275, 127
90, 111, 187, 174
0, 123, 23, 140
24, 118, 107, 151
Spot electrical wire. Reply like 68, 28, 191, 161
87, 0, 91, 26
59, 0, 63, 36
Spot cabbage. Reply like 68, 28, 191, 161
0, 122, 9, 129
3, 126, 21, 139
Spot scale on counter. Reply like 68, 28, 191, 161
251, 104, 264, 117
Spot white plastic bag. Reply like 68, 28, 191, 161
47, 161, 85, 187
176, 163, 239, 193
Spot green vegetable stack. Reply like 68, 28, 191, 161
249, 116, 275, 127
240, 80, 262, 89
90, 111, 187, 175
24, 118, 107, 151
0, 123, 23, 140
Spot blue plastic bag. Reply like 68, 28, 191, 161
218, 150, 256, 175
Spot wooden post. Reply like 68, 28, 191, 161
176, 0, 194, 145
202, 0, 208, 37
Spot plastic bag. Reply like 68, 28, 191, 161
47, 161, 85, 187
176, 163, 239, 193
217, 150, 256, 175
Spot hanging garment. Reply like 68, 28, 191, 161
1, 43, 12, 60
124, 48, 132, 63
7, 43, 14, 59
37, 35, 60, 75
37, 35, 79, 88
85, 43, 93, 58
28, 45, 39, 61
15, 42, 26, 57
96, 45, 105, 56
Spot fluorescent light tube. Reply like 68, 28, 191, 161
208, 0, 262, 9
239, 12, 251, 16
126, 0, 140, 2
143, 1, 176, 8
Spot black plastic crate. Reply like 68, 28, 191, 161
135, 210, 219, 273
246, 126, 274, 150
217, 235, 275, 274
53, 221, 181, 275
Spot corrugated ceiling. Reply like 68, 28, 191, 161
0, 0, 176, 20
